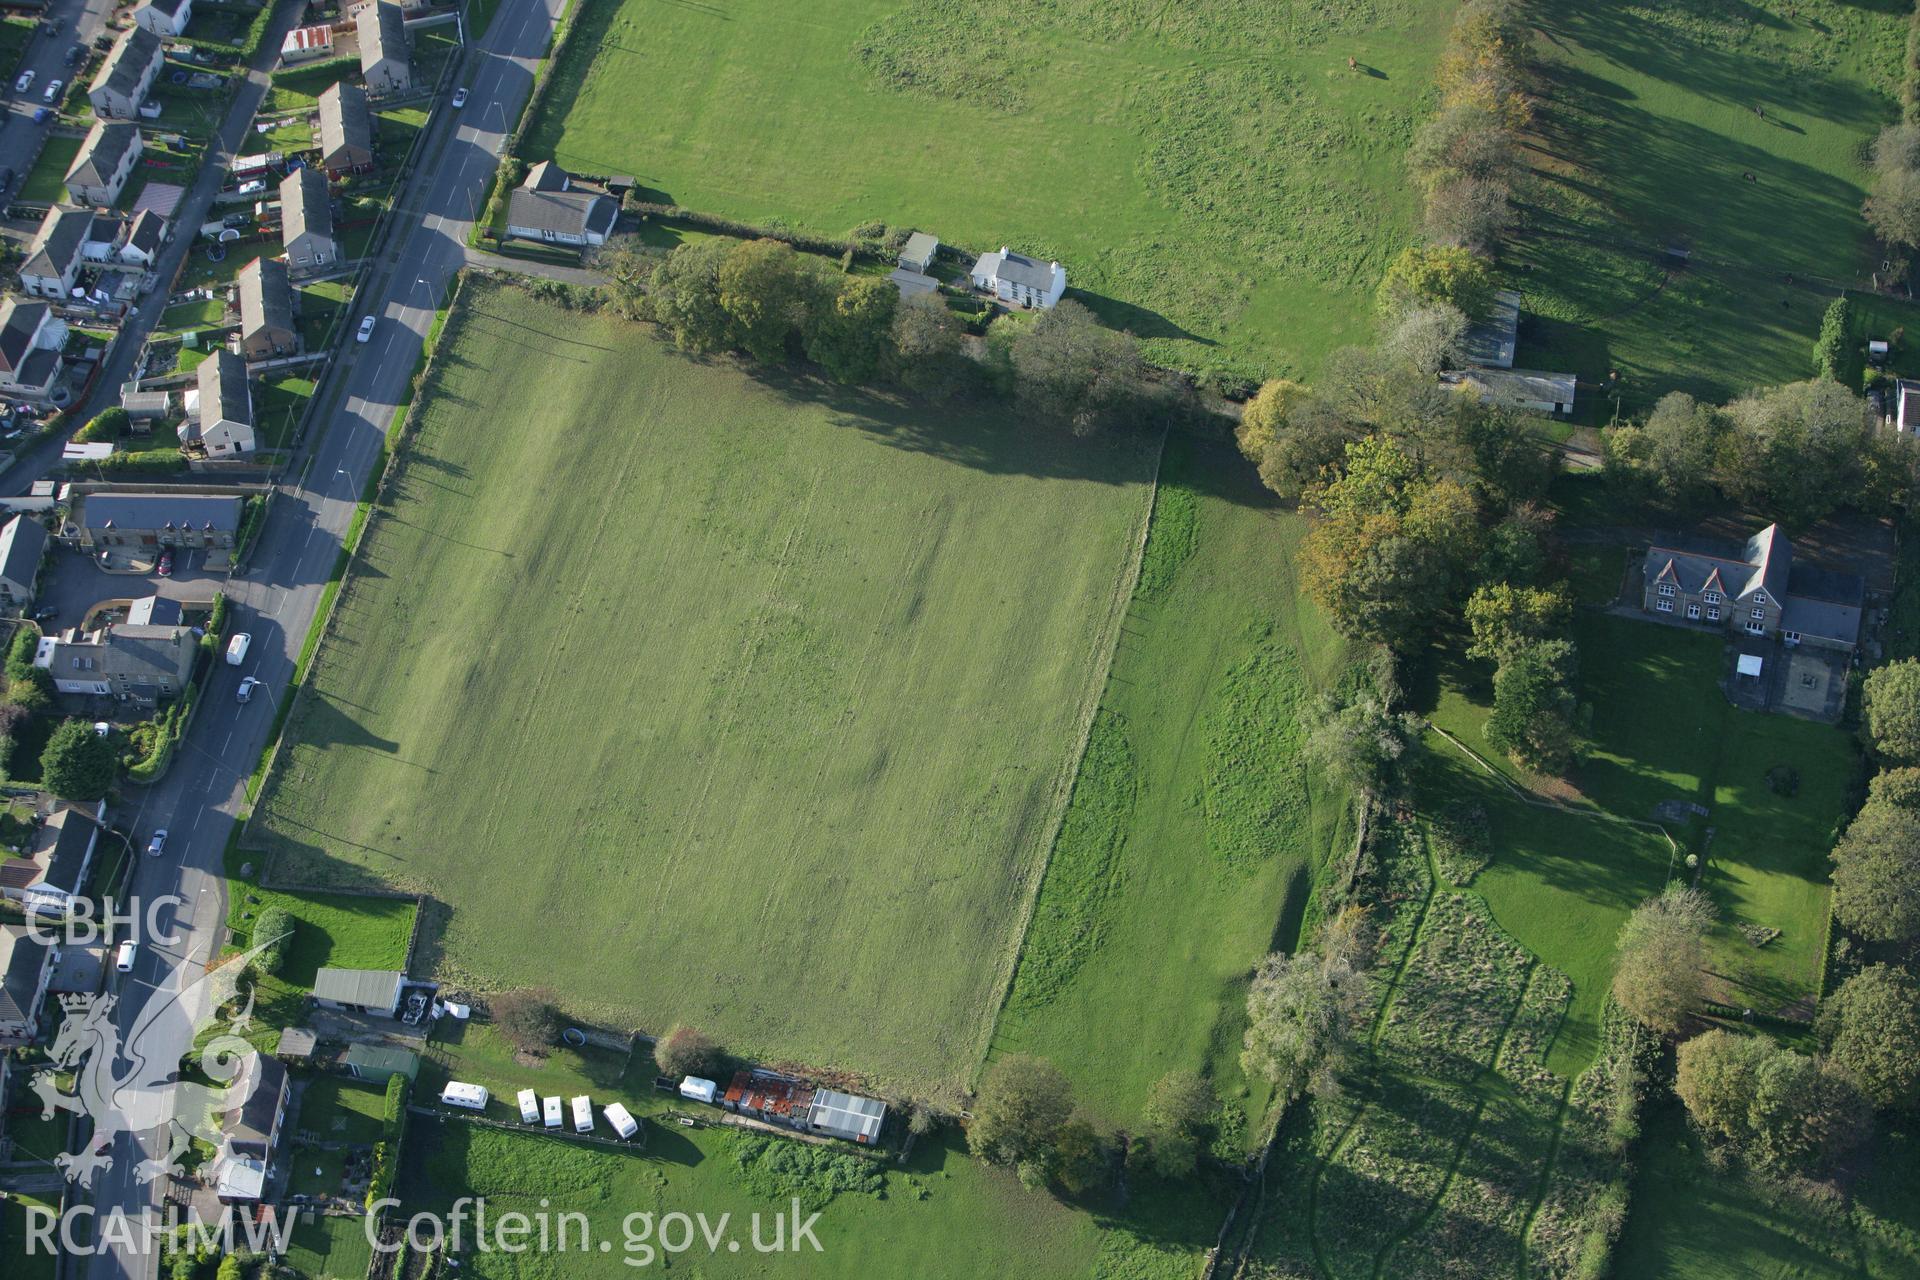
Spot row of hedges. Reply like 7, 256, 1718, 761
624, 201, 883, 263
231, 494, 269, 566
268, 54, 357, 88
365, 1074, 411, 1213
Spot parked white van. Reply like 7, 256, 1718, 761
115, 940, 137, 972
440, 1082, 490, 1111
571, 1095, 593, 1134
225, 632, 251, 666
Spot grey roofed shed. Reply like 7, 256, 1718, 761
312, 966, 406, 1012
0, 515, 48, 591
806, 1088, 886, 1144
82, 493, 243, 532
899, 231, 939, 271
889, 267, 937, 298
1461, 288, 1520, 369
275, 1026, 319, 1059
342, 1043, 420, 1082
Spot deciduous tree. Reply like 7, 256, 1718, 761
1301, 689, 1420, 798
655, 1024, 724, 1080
969, 1055, 1073, 1175
40, 718, 115, 802
1831, 797, 1920, 943
1676, 1030, 1868, 1174
1485, 638, 1584, 772
1375, 245, 1495, 322
1611, 885, 1716, 1035
1865, 660, 1920, 765
1818, 964, 1920, 1110
645, 239, 736, 354
1242, 911, 1373, 1102
718, 238, 814, 363
1464, 582, 1571, 664
1006, 300, 1147, 435
804, 274, 897, 384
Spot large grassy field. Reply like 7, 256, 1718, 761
989, 436, 1351, 1138
1513, 0, 1910, 420
253, 282, 1154, 1090
521, 0, 1455, 376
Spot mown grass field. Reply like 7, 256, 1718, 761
989, 437, 1350, 1139
520, 0, 1455, 376
282, 1212, 374, 1280
0, 1191, 58, 1280
253, 282, 1154, 1089
1513, 0, 1910, 420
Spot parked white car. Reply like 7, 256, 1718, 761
357, 315, 377, 344
14, 71, 33, 95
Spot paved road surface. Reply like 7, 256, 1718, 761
0, 0, 117, 192
77, 0, 563, 1272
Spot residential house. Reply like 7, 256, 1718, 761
279, 167, 334, 271
18, 205, 91, 299
182, 349, 255, 457
968, 247, 1066, 309
236, 256, 296, 359
357, 1, 411, 95
898, 232, 939, 274
1641, 524, 1866, 653
34, 622, 198, 703
118, 209, 168, 268
505, 162, 615, 247
66, 491, 243, 551
0, 802, 103, 918
1442, 367, 1577, 416
0, 298, 68, 401
1462, 289, 1521, 369
88, 26, 163, 121
0, 924, 56, 1047
317, 82, 374, 176
215, 1054, 288, 1203
311, 967, 406, 1016
65, 122, 143, 207
280, 24, 333, 62
132, 0, 192, 38
82, 214, 123, 264
0, 514, 48, 610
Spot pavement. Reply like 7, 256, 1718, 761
66, 0, 567, 1272
0, 0, 117, 194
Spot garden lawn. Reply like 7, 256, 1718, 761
989, 437, 1350, 1138
20, 136, 82, 204
0, 1191, 59, 1280
1424, 612, 1853, 1037
1513, 0, 1908, 420
252, 281, 1154, 1090
298, 1076, 387, 1147
399, 1114, 1223, 1280
1615, 1103, 1920, 1280
257, 375, 315, 450
282, 1212, 373, 1280
520, 0, 1457, 377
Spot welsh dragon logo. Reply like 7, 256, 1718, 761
30, 936, 281, 1189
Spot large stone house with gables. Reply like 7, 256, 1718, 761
1640, 524, 1864, 653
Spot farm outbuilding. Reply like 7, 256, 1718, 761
806, 1089, 887, 1144
899, 232, 939, 273
342, 1043, 419, 1082
313, 966, 407, 1015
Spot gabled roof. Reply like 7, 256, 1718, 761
223, 1054, 287, 1154
0, 298, 49, 375
972, 247, 1060, 292
279, 167, 331, 246
125, 208, 167, 256
196, 347, 251, 428
81, 492, 243, 532
21, 205, 92, 283
507, 187, 612, 237
1644, 523, 1825, 608
67, 122, 141, 188
356, 0, 409, 69
0, 923, 51, 1028
1743, 523, 1792, 605
94, 624, 196, 683
0, 514, 47, 587
523, 159, 569, 192
1782, 562, 1866, 645
237, 256, 293, 340
24, 806, 96, 898
318, 82, 373, 162
900, 231, 939, 262
90, 26, 162, 102
140, 0, 189, 19
1461, 288, 1521, 369
125, 593, 182, 626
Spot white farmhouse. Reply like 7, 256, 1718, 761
968, 247, 1066, 309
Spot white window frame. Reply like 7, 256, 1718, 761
1746, 621, 1766, 635
1750, 606, 1766, 621
1707, 606, 1721, 622
1657, 583, 1676, 598
1703, 590, 1721, 605
1656, 600, 1674, 614
1687, 603, 1701, 619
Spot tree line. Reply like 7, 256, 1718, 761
1409, 0, 1532, 252
597, 235, 1197, 438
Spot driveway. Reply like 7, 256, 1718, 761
36, 542, 224, 631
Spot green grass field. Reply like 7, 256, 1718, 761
20, 136, 82, 204
520, 0, 1456, 376
1514, 0, 1911, 420
282, 1212, 374, 1280
254, 282, 1154, 1089
0, 1191, 59, 1280
298, 1076, 388, 1147
1615, 1103, 1920, 1280
1420, 610, 1852, 1061
989, 437, 1350, 1136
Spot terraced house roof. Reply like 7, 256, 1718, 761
81, 492, 243, 532
357, 1, 408, 68
238, 256, 293, 341
318, 81, 372, 161
196, 348, 251, 427
0, 297, 49, 375
67, 122, 141, 188
20, 205, 91, 284
90, 26, 162, 101
280, 167, 331, 246
0, 923, 50, 1028
0, 514, 46, 589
